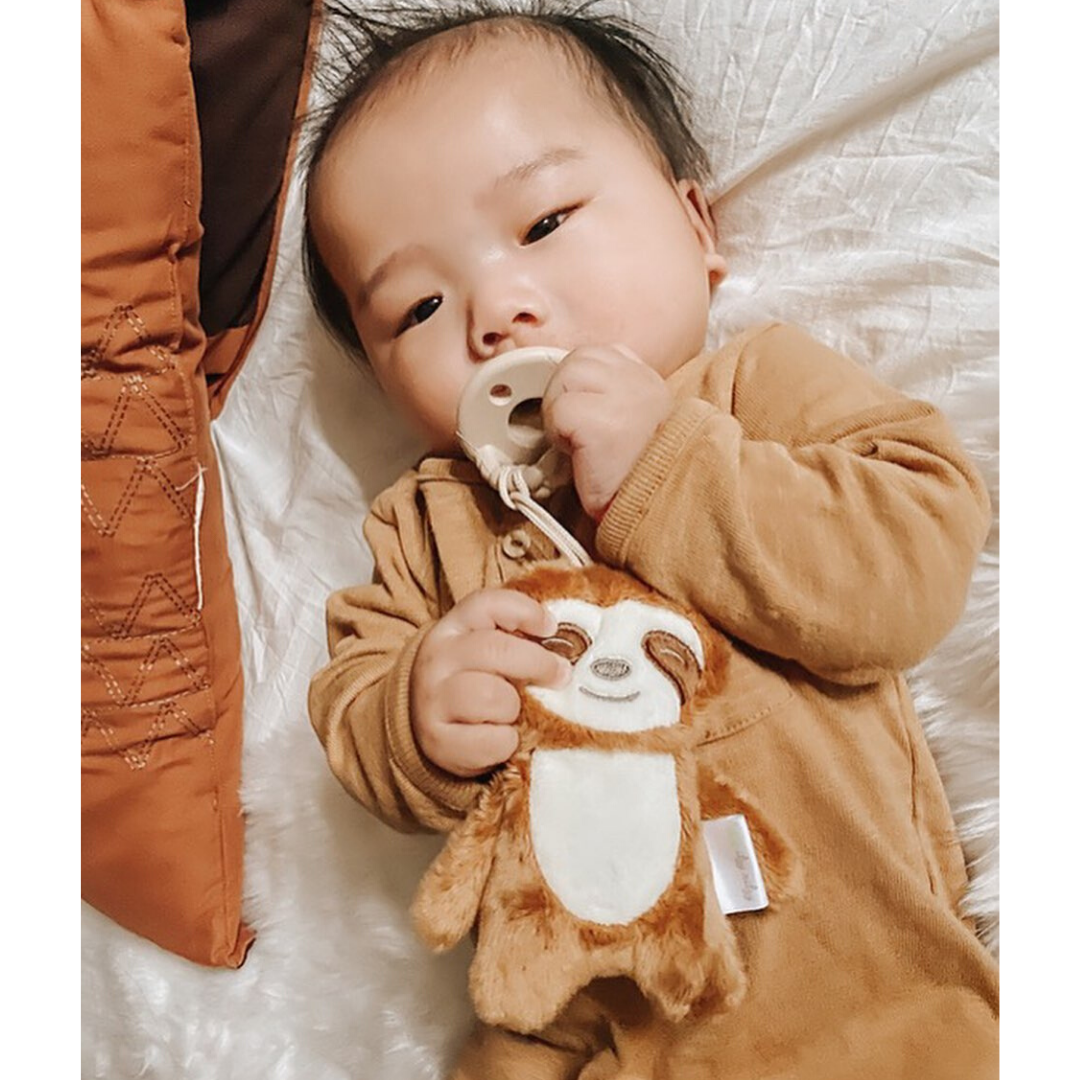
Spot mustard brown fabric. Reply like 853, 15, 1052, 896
309, 324, 999, 1076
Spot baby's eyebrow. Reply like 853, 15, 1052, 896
493, 146, 585, 191
356, 242, 428, 310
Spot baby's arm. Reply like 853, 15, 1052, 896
591, 324, 991, 683
309, 478, 567, 833
308, 481, 475, 833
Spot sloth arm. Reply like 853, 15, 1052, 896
594, 323, 990, 686
412, 780, 507, 951
697, 763, 802, 901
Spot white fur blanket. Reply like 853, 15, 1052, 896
81, 2, 999, 1076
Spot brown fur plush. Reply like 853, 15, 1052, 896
411, 565, 798, 1034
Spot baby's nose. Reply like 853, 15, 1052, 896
469, 272, 549, 357
590, 657, 632, 681
480, 309, 542, 354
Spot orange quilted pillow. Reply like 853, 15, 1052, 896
81, 0, 316, 967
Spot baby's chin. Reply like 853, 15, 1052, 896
422, 428, 466, 458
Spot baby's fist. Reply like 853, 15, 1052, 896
410, 589, 571, 777
542, 345, 672, 518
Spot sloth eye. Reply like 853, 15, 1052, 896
540, 623, 591, 664
643, 630, 701, 704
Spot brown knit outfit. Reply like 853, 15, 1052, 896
309, 323, 999, 1078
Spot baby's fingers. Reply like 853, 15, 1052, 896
542, 387, 608, 453
421, 673, 522, 775
440, 671, 521, 726
447, 588, 558, 640
444, 723, 521, 777
450, 629, 571, 688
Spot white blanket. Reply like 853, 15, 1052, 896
82, 2, 999, 1076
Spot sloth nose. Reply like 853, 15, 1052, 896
590, 657, 632, 681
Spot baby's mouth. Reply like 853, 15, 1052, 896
579, 687, 640, 703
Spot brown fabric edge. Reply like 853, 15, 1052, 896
205, 0, 323, 417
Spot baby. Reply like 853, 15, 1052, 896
305, 4, 999, 1078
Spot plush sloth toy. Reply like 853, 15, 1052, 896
411, 564, 798, 1034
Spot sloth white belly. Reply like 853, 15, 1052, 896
529, 748, 681, 925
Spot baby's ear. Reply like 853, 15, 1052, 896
676, 179, 727, 289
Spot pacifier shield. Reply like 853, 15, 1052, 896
456, 346, 567, 468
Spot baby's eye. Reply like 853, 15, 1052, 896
398, 295, 442, 335
523, 207, 575, 245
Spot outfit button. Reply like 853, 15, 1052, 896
501, 529, 531, 559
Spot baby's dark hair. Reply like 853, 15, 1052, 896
302, 1, 711, 358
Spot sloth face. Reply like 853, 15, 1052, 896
526, 598, 705, 733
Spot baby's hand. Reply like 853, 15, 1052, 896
541, 345, 673, 519
411, 589, 571, 778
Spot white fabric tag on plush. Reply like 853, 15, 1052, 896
703, 814, 769, 914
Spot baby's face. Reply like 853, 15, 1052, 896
310, 34, 726, 452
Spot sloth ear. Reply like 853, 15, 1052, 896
540, 622, 592, 664
643, 630, 702, 704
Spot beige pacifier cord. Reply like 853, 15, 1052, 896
495, 465, 593, 568
455, 345, 591, 567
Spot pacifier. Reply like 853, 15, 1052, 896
456, 346, 570, 499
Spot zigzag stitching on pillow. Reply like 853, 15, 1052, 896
81, 458, 194, 537
82, 635, 211, 709
82, 698, 211, 770
81, 303, 177, 380
81, 374, 190, 461
82, 706, 171, 770
81, 573, 199, 641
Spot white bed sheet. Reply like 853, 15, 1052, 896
82, 2, 999, 1076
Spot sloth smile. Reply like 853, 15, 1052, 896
579, 687, 641, 703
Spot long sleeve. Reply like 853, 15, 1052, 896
596, 324, 991, 684
308, 477, 484, 833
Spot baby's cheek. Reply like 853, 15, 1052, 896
416, 400, 460, 453
379, 356, 464, 450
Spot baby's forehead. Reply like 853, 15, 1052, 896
382, 20, 597, 94
349, 22, 646, 147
